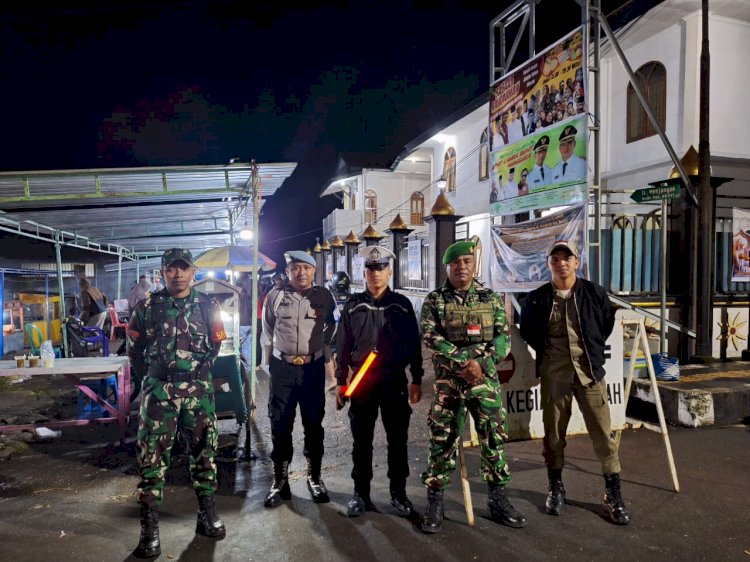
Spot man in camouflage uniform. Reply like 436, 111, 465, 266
128, 248, 227, 559
420, 239, 526, 533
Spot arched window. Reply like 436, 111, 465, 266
410, 192, 424, 225
442, 147, 457, 192
627, 62, 666, 143
364, 189, 377, 224
479, 129, 489, 181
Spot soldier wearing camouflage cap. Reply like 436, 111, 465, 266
127, 248, 226, 558
419, 239, 526, 534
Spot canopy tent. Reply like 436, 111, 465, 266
194, 245, 277, 272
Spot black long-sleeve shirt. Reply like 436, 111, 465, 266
335, 287, 423, 386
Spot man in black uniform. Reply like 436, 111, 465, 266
336, 246, 423, 517
329, 271, 351, 312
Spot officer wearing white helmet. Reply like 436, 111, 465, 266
336, 245, 423, 518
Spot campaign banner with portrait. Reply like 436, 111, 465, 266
489, 204, 587, 293
731, 208, 750, 282
489, 115, 588, 215
489, 26, 585, 153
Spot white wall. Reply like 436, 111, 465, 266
360, 169, 429, 235
428, 105, 492, 219
600, 22, 688, 178
710, 16, 750, 158
600, 10, 750, 183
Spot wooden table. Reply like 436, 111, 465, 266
0, 356, 131, 446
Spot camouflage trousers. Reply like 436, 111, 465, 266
422, 372, 512, 490
136, 377, 218, 508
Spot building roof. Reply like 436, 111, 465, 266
0, 161, 297, 258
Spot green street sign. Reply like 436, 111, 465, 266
630, 184, 681, 203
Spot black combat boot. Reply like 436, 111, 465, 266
196, 494, 226, 538
264, 461, 291, 508
545, 468, 566, 516
420, 488, 444, 534
346, 491, 378, 517
603, 473, 631, 525
487, 484, 527, 528
306, 457, 330, 503
390, 490, 414, 517
135, 504, 160, 559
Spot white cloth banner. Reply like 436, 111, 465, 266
490, 204, 587, 293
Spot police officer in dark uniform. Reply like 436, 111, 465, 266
128, 248, 227, 559
329, 271, 352, 312
336, 246, 423, 517
262, 250, 337, 507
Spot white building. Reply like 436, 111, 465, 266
319, 0, 750, 300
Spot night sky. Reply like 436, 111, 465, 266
0, 1, 655, 264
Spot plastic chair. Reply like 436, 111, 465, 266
25, 323, 44, 355
107, 304, 128, 341
82, 326, 109, 357
25, 323, 64, 358
77, 375, 118, 419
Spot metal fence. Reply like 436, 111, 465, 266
597, 213, 748, 296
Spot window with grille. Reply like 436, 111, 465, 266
410, 192, 424, 225
626, 62, 666, 143
364, 189, 377, 224
442, 147, 457, 192
479, 130, 489, 181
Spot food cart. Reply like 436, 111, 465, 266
193, 278, 253, 459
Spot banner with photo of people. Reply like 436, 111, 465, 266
489, 26, 585, 153
489, 115, 588, 215
731, 208, 750, 282
489, 205, 588, 293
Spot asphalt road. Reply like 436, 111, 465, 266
0, 363, 748, 562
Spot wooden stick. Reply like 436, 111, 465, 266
457, 441, 475, 527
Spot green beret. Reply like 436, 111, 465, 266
442, 240, 476, 264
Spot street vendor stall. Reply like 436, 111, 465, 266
194, 278, 253, 458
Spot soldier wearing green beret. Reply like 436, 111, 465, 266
419, 239, 526, 534
128, 248, 227, 558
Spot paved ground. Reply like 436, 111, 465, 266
0, 352, 749, 561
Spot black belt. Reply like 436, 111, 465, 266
272, 349, 323, 365
148, 370, 207, 383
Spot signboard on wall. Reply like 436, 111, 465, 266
731, 208, 750, 282
352, 255, 365, 284
408, 240, 422, 280
325, 254, 333, 280
336, 254, 346, 273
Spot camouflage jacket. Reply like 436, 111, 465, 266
420, 280, 510, 379
127, 288, 225, 381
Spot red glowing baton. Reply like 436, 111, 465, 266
344, 350, 378, 398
